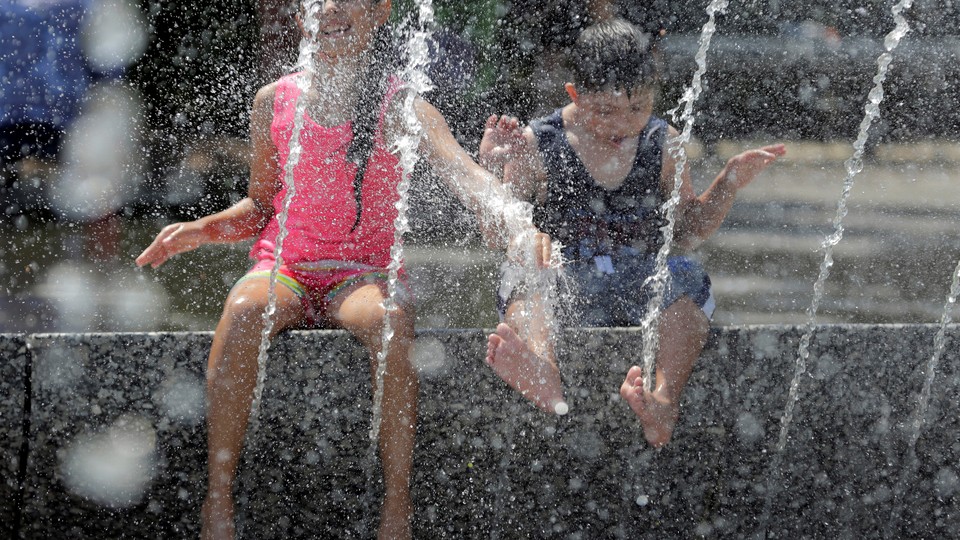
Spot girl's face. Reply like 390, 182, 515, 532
566, 83, 655, 147
304, 0, 390, 61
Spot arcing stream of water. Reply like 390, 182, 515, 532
886, 255, 960, 534
761, 0, 914, 532
909, 258, 960, 454
369, 0, 436, 443
251, 0, 321, 417
639, 0, 729, 393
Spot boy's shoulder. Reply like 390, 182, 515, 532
529, 108, 564, 130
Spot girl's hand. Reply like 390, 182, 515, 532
135, 221, 208, 268
721, 143, 787, 190
478, 114, 524, 171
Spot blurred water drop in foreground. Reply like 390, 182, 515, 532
60, 414, 158, 507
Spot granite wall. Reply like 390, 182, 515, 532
2, 325, 959, 538
1, 334, 27, 539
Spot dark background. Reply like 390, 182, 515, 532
119, 0, 959, 221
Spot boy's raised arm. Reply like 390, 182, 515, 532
666, 127, 785, 249
478, 114, 546, 204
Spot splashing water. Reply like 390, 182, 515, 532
774, 0, 912, 458
762, 0, 913, 531
369, 0, 436, 443
251, 0, 322, 416
908, 258, 960, 450
639, 0, 729, 393
60, 415, 158, 508
887, 255, 960, 534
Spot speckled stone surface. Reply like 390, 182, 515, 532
20, 332, 212, 539
234, 330, 377, 539
4, 325, 960, 538
1, 334, 27, 539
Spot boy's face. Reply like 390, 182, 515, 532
566, 84, 654, 146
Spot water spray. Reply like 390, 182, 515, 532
640, 0, 729, 394
762, 1, 913, 533
369, 0, 436, 442
252, 0, 322, 418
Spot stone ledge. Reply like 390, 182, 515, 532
1, 335, 27, 540
3, 325, 960, 538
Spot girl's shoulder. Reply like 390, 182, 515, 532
251, 80, 282, 126
253, 79, 283, 107
267, 72, 306, 101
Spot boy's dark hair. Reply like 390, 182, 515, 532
570, 18, 657, 95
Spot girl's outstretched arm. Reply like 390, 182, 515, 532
136, 83, 282, 268
665, 125, 785, 250
407, 97, 540, 254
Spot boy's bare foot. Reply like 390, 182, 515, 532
619, 365, 680, 448
378, 494, 412, 540
201, 491, 235, 540
486, 323, 568, 415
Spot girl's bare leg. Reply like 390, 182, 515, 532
486, 294, 567, 414
620, 295, 709, 448
202, 278, 305, 540
330, 283, 418, 540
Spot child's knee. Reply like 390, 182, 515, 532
351, 304, 415, 348
663, 295, 709, 330
220, 292, 270, 329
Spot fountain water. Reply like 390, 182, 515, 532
887, 255, 960, 533
369, 0, 436, 443
639, 0, 729, 393
762, 0, 914, 529
909, 258, 960, 453
250, 0, 321, 418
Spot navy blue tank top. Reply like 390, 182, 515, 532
530, 109, 668, 262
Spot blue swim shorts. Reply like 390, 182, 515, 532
498, 253, 714, 327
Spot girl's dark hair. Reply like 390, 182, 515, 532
569, 18, 657, 96
346, 25, 398, 232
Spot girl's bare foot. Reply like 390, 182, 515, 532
619, 365, 680, 448
486, 323, 568, 415
201, 491, 235, 540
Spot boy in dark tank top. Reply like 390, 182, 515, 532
480, 18, 785, 447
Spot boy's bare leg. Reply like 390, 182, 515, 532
202, 278, 305, 540
620, 296, 709, 448
331, 283, 418, 540
486, 295, 568, 415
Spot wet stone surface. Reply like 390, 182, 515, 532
235, 330, 375, 539
22, 332, 211, 539
0, 334, 27, 539
4, 325, 960, 538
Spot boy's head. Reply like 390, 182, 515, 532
569, 18, 657, 97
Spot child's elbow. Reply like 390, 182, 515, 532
674, 231, 705, 252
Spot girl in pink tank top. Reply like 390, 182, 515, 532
252, 71, 402, 268
137, 2, 549, 539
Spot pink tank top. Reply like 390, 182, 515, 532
251, 72, 403, 268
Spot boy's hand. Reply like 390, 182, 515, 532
479, 114, 524, 171
721, 143, 786, 190
506, 230, 553, 269
533, 231, 552, 269
135, 221, 207, 269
